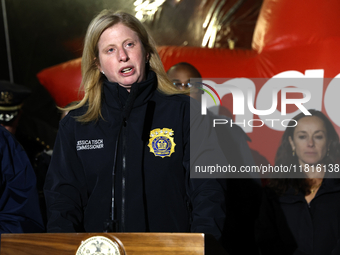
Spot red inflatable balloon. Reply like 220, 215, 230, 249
37, 0, 340, 165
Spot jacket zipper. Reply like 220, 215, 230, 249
121, 118, 127, 231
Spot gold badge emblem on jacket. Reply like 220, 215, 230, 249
148, 128, 176, 158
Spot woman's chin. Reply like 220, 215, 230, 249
117, 78, 140, 90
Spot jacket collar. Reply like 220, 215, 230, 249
102, 70, 157, 111
318, 178, 340, 195
278, 178, 340, 204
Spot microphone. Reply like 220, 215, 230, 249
104, 83, 139, 232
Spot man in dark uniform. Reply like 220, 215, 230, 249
0, 124, 44, 233
0, 80, 57, 225
0, 83, 45, 232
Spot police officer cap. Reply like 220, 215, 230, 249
0, 80, 31, 124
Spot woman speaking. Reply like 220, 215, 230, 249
44, 9, 226, 241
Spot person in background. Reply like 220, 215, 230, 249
167, 62, 203, 101
167, 62, 262, 255
167, 62, 270, 170
0, 80, 31, 134
44, 10, 227, 242
0, 81, 56, 159
256, 110, 340, 255
0, 80, 54, 226
0, 123, 44, 233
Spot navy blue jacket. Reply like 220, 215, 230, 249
256, 178, 340, 255
0, 125, 44, 233
44, 71, 226, 239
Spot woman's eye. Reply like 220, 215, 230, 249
298, 135, 306, 139
107, 48, 114, 53
126, 42, 134, 47
315, 135, 324, 140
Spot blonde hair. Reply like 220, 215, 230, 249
64, 9, 186, 123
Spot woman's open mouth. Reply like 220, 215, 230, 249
119, 66, 134, 76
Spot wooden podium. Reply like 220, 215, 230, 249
0, 232, 205, 255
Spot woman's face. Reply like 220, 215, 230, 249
289, 116, 329, 166
97, 23, 148, 91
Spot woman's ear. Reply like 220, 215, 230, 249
95, 58, 104, 74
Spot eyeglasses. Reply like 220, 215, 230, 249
172, 82, 201, 89
173, 82, 192, 88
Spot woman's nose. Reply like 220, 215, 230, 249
307, 137, 315, 147
118, 48, 129, 62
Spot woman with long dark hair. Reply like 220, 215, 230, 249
256, 110, 340, 255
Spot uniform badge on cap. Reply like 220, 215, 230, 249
148, 128, 176, 158
0, 80, 31, 124
0, 91, 14, 104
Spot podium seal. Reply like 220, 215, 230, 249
76, 236, 125, 255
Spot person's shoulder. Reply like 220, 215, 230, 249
154, 90, 191, 103
0, 125, 13, 141
0, 125, 25, 154
59, 105, 87, 127
68, 103, 88, 116
153, 91, 203, 112
207, 110, 251, 141
262, 185, 280, 200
